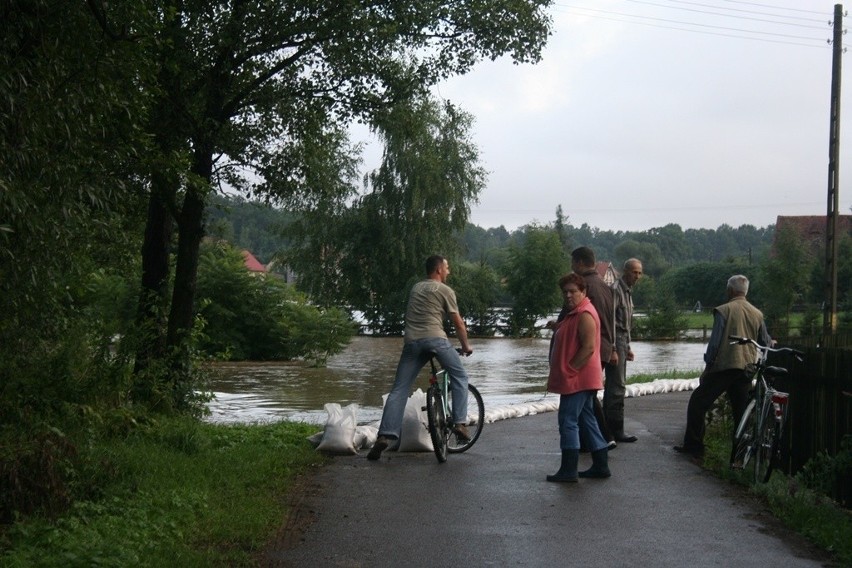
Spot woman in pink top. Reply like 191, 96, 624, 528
546, 273, 611, 482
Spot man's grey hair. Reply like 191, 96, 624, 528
727, 274, 749, 295
623, 258, 641, 270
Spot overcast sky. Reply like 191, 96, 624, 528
356, 0, 852, 233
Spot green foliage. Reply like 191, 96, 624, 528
633, 280, 689, 340
1, 418, 323, 567
451, 261, 502, 336
195, 241, 355, 364
282, 303, 359, 367
502, 225, 568, 337
128, 0, 554, 393
757, 224, 813, 335
613, 240, 668, 281
286, 94, 487, 333
205, 195, 298, 265
627, 368, 703, 384
795, 435, 852, 508
661, 260, 755, 309
0, 0, 148, 428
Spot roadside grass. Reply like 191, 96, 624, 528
702, 413, 852, 566
1, 418, 325, 567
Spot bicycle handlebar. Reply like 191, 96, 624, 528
728, 336, 804, 361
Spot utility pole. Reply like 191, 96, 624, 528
824, 4, 843, 334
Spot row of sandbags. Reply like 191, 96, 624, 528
309, 378, 700, 454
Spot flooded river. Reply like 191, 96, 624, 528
206, 336, 707, 425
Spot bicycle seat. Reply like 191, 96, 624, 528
764, 366, 788, 379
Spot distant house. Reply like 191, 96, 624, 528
774, 215, 852, 257
241, 250, 268, 274
596, 261, 618, 285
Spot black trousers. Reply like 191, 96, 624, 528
682, 368, 750, 453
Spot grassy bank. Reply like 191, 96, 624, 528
1, 418, 325, 567
701, 414, 852, 566
628, 369, 701, 384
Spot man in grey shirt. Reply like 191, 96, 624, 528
368, 255, 473, 461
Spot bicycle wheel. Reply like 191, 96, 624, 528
732, 399, 757, 469
448, 384, 484, 453
426, 385, 448, 463
753, 406, 781, 483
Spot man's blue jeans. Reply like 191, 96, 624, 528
557, 390, 608, 451
377, 338, 469, 440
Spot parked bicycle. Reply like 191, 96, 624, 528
423, 349, 484, 463
730, 335, 804, 483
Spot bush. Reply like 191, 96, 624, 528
195, 241, 355, 363
633, 280, 688, 340
796, 435, 852, 508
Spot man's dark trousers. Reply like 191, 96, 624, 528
682, 368, 751, 455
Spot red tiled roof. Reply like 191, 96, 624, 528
774, 215, 852, 256
241, 250, 267, 273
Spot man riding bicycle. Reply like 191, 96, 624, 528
368, 255, 473, 461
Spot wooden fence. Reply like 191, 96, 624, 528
771, 333, 852, 507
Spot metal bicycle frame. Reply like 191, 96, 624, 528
428, 359, 454, 428
733, 337, 796, 482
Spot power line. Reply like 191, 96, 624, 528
717, 0, 828, 16
555, 3, 832, 48
625, 0, 829, 28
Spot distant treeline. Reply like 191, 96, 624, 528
208, 194, 774, 270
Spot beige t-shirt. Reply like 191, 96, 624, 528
404, 279, 459, 341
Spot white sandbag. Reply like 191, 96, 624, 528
356, 424, 378, 449
317, 402, 358, 455
397, 388, 433, 452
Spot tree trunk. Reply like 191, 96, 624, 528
132, 177, 174, 402
164, 148, 213, 409
167, 186, 206, 352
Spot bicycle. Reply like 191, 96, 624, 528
423, 349, 485, 463
730, 335, 804, 483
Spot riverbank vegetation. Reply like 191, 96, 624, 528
702, 411, 852, 566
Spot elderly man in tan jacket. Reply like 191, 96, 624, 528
674, 274, 771, 461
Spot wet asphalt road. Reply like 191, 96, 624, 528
263, 391, 832, 567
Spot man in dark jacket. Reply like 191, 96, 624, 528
569, 246, 616, 447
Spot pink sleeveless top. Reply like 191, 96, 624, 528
547, 296, 603, 395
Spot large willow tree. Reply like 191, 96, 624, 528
286, 95, 487, 333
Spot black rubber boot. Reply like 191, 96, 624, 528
579, 448, 611, 479
546, 449, 579, 482
610, 419, 638, 443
